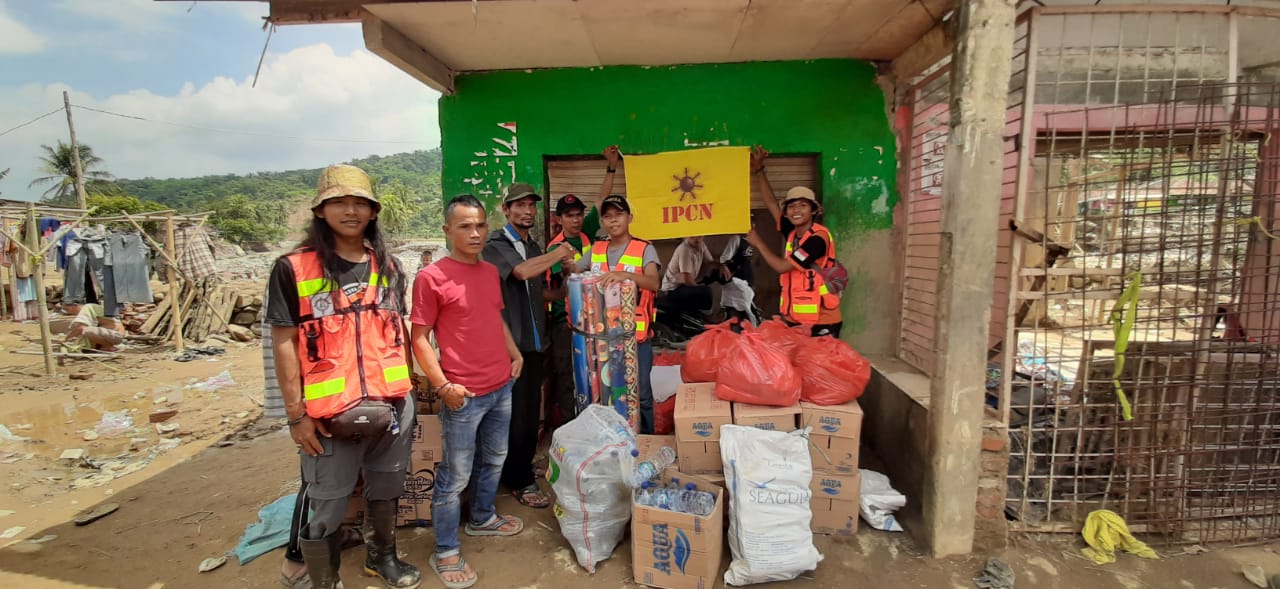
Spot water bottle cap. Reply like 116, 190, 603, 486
631, 449, 639, 457
686, 483, 696, 490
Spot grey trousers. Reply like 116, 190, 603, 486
108, 234, 153, 304
299, 396, 416, 540
63, 237, 120, 317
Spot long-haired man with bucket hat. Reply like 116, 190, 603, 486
267, 164, 421, 589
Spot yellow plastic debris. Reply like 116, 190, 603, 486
1081, 509, 1159, 565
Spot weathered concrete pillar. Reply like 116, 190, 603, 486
924, 0, 1019, 557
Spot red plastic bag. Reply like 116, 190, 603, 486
796, 336, 871, 405
714, 332, 802, 407
682, 320, 740, 383
755, 318, 809, 360
654, 396, 676, 435
653, 350, 685, 367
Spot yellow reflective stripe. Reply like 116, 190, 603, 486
383, 364, 410, 384
792, 304, 818, 314
369, 271, 388, 287
636, 320, 647, 331
618, 254, 643, 267
818, 284, 830, 295
303, 377, 346, 401
297, 277, 334, 298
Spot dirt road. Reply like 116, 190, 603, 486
1, 324, 1278, 588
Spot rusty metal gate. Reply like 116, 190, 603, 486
997, 5, 1280, 544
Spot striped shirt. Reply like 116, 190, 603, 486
261, 285, 285, 419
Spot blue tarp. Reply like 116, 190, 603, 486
234, 493, 295, 565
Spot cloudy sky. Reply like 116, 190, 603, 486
0, 0, 441, 201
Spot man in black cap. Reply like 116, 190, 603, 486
483, 182, 575, 508
544, 194, 591, 426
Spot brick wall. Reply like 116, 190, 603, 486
975, 413, 1010, 549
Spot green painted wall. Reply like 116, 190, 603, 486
438, 60, 898, 343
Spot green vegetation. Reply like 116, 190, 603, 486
23, 148, 443, 244
113, 149, 444, 243
31, 141, 115, 202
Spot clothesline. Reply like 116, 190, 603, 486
0, 207, 213, 223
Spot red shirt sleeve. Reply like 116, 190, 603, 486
410, 268, 439, 327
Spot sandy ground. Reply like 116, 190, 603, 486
0, 323, 1278, 589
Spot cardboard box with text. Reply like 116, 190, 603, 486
674, 383, 731, 443
807, 434, 860, 474
632, 469, 725, 589
676, 441, 722, 475
810, 471, 860, 536
732, 402, 801, 432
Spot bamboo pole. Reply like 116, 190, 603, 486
165, 213, 184, 354
26, 204, 55, 375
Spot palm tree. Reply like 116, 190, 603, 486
29, 141, 114, 202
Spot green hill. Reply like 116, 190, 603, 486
111, 149, 443, 243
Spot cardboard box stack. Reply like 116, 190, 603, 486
340, 409, 443, 528
632, 470, 725, 589
673, 383, 732, 475
801, 399, 863, 536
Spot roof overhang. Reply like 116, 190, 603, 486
263, 0, 955, 95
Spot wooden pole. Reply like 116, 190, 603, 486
63, 91, 89, 211
165, 213, 184, 354
27, 203, 55, 375
0, 214, 8, 320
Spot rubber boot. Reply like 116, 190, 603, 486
363, 500, 422, 589
298, 532, 345, 589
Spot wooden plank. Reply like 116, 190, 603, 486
140, 296, 171, 334
1017, 267, 1122, 278
904, 298, 935, 316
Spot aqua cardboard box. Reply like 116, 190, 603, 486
732, 401, 801, 432
674, 383, 731, 443
632, 469, 725, 589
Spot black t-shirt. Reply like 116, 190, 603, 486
778, 219, 829, 270
265, 256, 403, 326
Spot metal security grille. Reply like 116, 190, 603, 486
900, 60, 951, 374
1001, 5, 1280, 545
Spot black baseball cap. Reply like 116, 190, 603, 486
555, 194, 587, 215
600, 194, 631, 214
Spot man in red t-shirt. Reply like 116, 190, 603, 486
410, 194, 524, 589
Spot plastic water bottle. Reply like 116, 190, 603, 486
636, 481, 654, 506
629, 446, 677, 488
680, 483, 699, 514
653, 486, 673, 511
690, 490, 717, 516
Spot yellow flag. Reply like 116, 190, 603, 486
623, 146, 751, 240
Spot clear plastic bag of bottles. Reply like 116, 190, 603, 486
547, 405, 637, 573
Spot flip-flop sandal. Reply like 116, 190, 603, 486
174, 352, 197, 362
464, 514, 523, 537
429, 554, 477, 589
279, 569, 313, 589
512, 486, 552, 509
73, 502, 119, 526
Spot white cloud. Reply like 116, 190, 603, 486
0, 44, 441, 200
0, 0, 46, 54
53, 0, 268, 33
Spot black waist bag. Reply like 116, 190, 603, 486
325, 399, 395, 443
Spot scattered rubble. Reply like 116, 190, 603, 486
198, 555, 228, 573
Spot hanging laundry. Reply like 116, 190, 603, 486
172, 224, 217, 283
108, 234, 153, 304
63, 235, 120, 317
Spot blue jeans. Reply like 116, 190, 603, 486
639, 340, 654, 434
432, 380, 513, 557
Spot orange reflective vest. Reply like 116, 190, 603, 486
589, 238, 656, 343
545, 231, 592, 320
780, 223, 840, 325
286, 248, 411, 419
